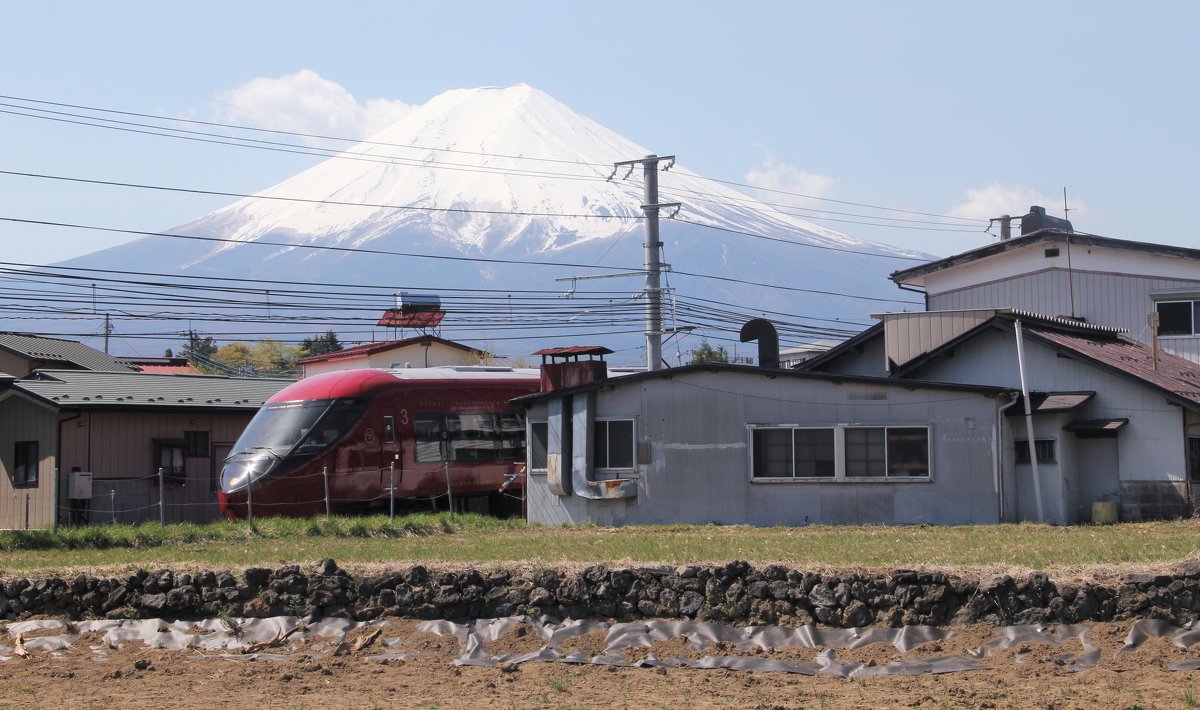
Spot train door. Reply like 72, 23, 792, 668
379, 410, 402, 496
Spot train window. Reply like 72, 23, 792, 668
414, 415, 447, 462
383, 416, 396, 444
413, 412, 528, 463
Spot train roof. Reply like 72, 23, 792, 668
268, 366, 541, 403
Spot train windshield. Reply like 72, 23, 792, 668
220, 397, 368, 492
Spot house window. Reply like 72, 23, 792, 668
153, 439, 187, 480
184, 430, 209, 458
752, 428, 835, 478
1156, 300, 1200, 336
13, 441, 38, 487
1015, 439, 1057, 464
594, 419, 635, 470
751, 425, 930, 481
529, 421, 548, 471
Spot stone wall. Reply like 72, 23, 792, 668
3, 559, 1200, 628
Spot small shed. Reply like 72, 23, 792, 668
516, 363, 1013, 527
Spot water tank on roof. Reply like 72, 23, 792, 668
396, 292, 441, 312
1021, 205, 1073, 235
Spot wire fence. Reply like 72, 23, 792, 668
2, 464, 527, 530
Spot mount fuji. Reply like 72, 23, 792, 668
58, 84, 928, 360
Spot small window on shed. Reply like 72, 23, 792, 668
1015, 439, 1057, 464
13, 441, 38, 487
594, 419, 635, 470
529, 421, 548, 471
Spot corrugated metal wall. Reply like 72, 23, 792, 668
927, 269, 1200, 361
527, 371, 1002, 527
0, 396, 57, 530
906, 327, 1188, 522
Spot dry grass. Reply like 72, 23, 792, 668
1, 516, 1198, 581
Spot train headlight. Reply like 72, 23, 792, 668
219, 452, 276, 493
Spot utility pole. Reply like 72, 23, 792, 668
103, 313, 112, 354
612, 154, 679, 371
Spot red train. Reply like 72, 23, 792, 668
218, 366, 541, 519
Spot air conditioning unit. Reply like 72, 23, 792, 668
69, 471, 93, 500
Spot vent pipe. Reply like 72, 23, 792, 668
739, 319, 779, 369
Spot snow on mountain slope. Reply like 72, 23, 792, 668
169, 84, 918, 262
56, 84, 929, 356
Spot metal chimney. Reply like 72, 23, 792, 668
739, 319, 779, 369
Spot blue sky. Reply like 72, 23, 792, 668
2, 1, 1197, 265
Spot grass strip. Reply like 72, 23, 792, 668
0, 517, 1198, 575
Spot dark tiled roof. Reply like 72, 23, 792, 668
1025, 326, 1200, 408
17, 370, 293, 410
297, 335, 478, 365
0, 332, 136, 372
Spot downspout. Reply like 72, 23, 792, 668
995, 392, 1022, 522
57, 410, 82, 530
1014, 320, 1045, 521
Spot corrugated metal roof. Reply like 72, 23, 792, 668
16, 369, 293, 410
532, 346, 613, 356
0, 332, 137, 372
1026, 326, 1200, 408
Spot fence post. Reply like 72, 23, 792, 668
25, 493, 30, 530
323, 466, 330, 518
110, 489, 116, 524
52, 467, 59, 533
158, 467, 165, 526
246, 476, 254, 530
443, 461, 454, 515
388, 462, 395, 522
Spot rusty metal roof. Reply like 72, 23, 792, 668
531, 346, 613, 357
1025, 326, 1200, 409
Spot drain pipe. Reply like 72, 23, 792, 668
1014, 320, 1045, 522
995, 392, 1022, 522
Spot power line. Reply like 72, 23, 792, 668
0, 92, 992, 227
0, 170, 639, 221
0, 93, 614, 169
0, 218, 920, 304
0, 107, 613, 184
670, 217, 928, 262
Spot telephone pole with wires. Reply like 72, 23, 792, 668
611, 154, 680, 371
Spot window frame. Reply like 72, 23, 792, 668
1155, 299, 1199, 337
528, 420, 549, 473
1014, 438, 1057, 465
749, 424, 932, 483
12, 440, 38, 488
593, 417, 636, 472
152, 438, 188, 482
183, 430, 210, 458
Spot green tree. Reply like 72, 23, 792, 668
688, 340, 729, 365
299, 330, 344, 358
213, 339, 302, 376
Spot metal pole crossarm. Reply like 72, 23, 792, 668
613, 155, 676, 167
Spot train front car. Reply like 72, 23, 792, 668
218, 367, 540, 519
